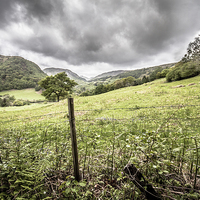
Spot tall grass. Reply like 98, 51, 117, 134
1, 76, 200, 199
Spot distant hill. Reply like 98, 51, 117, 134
43, 68, 87, 84
116, 63, 176, 79
0, 55, 47, 91
91, 70, 127, 81
89, 63, 176, 83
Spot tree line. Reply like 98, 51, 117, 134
80, 67, 169, 96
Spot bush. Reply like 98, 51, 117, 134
166, 61, 200, 82
35, 85, 42, 91
160, 69, 170, 78
0, 94, 15, 107
13, 100, 24, 106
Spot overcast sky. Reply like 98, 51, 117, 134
0, 0, 200, 78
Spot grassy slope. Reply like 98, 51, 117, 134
0, 88, 45, 101
75, 76, 200, 116
0, 76, 200, 120
1, 76, 200, 199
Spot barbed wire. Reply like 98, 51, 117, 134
1, 104, 200, 124
0, 111, 68, 124
74, 104, 200, 112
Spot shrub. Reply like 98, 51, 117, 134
166, 61, 200, 82
13, 100, 24, 106
0, 94, 15, 107
35, 85, 42, 91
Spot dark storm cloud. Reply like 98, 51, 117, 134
0, 0, 200, 76
0, 0, 15, 26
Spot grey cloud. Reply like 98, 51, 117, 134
0, 0, 200, 72
0, 0, 16, 26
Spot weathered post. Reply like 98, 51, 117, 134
68, 98, 81, 181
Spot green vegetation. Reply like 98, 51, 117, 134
81, 35, 200, 96
39, 72, 78, 102
75, 63, 175, 95
0, 94, 15, 107
0, 89, 45, 107
80, 66, 171, 96
90, 63, 175, 83
166, 34, 200, 82
0, 55, 47, 91
1, 76, 200, 199
182, 34, 200, 62
0, 88, 45, 101
166, 61, 200, 82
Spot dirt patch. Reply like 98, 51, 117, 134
75, 111, 88, 116
36, 89, 43, 94
172, 85, 185, 88
188, 83, 196, 86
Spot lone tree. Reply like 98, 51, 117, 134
38, 72, 77, 102
182, 34, 200, 62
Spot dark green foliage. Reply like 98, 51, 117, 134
182, 34, 200, 62
160, 68, 170, 78
80, 66, 169, 96
166, 34, 200, 82
0, 95, 31, 107
0, 55, 47, 91
80, 76, 139, 96
166, 61, 200, 82
13, 99, 30, 106
0, 94, 31, 107
93, 84, 109, 95
0, 94, 15, 107
89, 63, 175, 83
117, 64, 173, 80
79, 90, 92, 96
38, 72, 78, 102
35, 84, 42, 91
148, 66, 164, 81
142, 75, 149, 83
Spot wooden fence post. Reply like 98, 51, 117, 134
68, 98, 81, 181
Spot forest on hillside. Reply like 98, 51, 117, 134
0, 55, 46, 91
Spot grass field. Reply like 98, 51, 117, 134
1, 76, 200, 199
0, 88, 45, 101
0, 76, 199, 119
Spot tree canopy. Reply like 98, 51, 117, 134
182, 34, 200, 62
165, 34, 200, 82
38, 72, 77, 102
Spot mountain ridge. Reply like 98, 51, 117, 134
43, 68, 87, 84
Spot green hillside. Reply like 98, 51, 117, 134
90, 63, 176, 83
0, 55, 47, 91
1, 76, 200, 199
1, 75, 200, 113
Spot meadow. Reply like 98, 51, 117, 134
0, 88, 45, 101
1, 76, 200, 199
